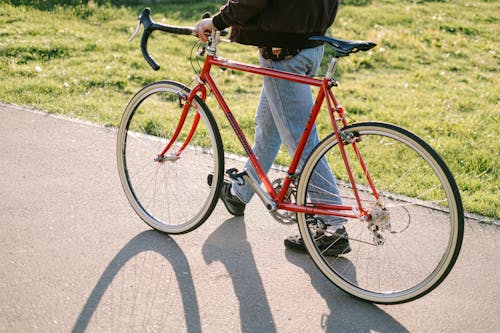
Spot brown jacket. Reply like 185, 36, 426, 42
212, 0, 339, 49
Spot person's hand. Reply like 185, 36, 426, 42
193, 18, 214, 43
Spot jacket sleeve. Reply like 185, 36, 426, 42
212, 0, 269, 31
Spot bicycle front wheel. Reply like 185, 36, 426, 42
117, 81, 224, 234
297, 122, 463, 304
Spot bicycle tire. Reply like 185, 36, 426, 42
296, 122, 464, 304
117, 81, 224, 234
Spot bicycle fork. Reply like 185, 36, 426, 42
154, 85, 207, 162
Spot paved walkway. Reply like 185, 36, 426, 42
0, 103, 499, 332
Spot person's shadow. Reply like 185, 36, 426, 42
72, 230, 201, 333
202, 217, 277, 333
285, 250, 409, 332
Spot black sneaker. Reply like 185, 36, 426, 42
284, 226, 351, 256
207, 174, 246, 216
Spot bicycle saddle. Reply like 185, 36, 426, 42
309, 36, 376, 57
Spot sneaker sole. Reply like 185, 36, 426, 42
284, 238, 351, 257
207, 173, 245, 217
322, 245, 351, 256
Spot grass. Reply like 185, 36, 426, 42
0, 0, 498, 219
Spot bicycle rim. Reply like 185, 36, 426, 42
297, 122, 463, 304
117, 81, 224, 234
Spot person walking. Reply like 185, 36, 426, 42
194, 0, 350, 256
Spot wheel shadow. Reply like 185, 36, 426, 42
202, 216, 277, 333
285, 250, 410, 332
72, 230, 201, 333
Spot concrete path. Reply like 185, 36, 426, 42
0, 103, 498, 332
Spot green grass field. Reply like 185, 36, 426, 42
1, 0, 498, 219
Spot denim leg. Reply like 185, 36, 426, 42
233, 88, 282, 203
232, 46, 344, 227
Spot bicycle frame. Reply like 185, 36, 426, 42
160, 52, 379, 221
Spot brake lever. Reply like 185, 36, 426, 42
129, 20, 142, 42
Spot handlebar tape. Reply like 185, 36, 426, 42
139, 8, 194, 70
138, 8, 228, 71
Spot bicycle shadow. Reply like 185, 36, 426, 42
202, 217, 277, 333
72, 230, 201, 333
285, 250, 409, 332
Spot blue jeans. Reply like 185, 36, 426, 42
232, 45, 344, 227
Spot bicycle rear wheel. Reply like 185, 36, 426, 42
117, 81, 224, 234
297, 122, 463, 304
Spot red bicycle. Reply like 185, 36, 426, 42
117, 8, 463, 304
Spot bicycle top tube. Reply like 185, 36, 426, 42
204, 56, 324, 87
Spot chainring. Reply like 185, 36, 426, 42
270, 178, 298, 225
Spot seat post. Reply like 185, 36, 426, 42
325, 56, 340, 80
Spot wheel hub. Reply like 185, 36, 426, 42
366, 202, 391, 245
